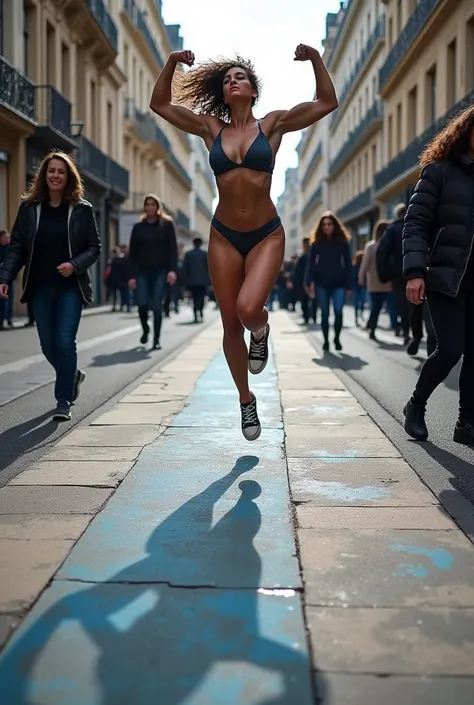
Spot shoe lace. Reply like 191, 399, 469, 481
242, 401, 259, 426
249, 335, 266, 359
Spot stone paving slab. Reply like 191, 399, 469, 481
307, 606, 474, 675
8, 460, 133, 487
91, 401, 183, 425
0, 515, 92, 541
286, 428, 399, 458
282, 388, 352, 399
46, 446, 143, 461
299, 529, 474, 607
56, 424, 162, 446
287, 458, 437, 506
0, 539, 75, 613
278, 374, 352, 390
297, 505, 455, 530
314, 673, 474, 705
284, 413, 386, 434
0, 486, 112, 515
0, 581, 313, 705
0, 616, 20, 650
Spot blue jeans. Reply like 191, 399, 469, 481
353, 285, 366, 318
316, 286, 346, 342
31, 286, 83, 403
136, 271, 167, 341
368, 291, 398, 331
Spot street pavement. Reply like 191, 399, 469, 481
0, 305, 219, 486
0, 311, 473, 704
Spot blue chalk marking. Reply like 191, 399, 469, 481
395, 562, 429, 578
309, 481, 389, 502
389, 544, 454, 570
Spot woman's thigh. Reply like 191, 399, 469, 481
208, 227, 246, 333
237, 228, 285, 311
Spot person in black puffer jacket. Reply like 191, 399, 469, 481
402, 103, 474, 447
305, 211, 352, 351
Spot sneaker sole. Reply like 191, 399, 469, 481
243, 425, 262, 442
52, 412, 71, 421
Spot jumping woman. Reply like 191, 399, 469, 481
150, 45, 337, 440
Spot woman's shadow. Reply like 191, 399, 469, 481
1, 455, 314, 704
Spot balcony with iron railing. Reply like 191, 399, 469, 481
337, 187, 373, 221
379, 0, 442, 92
86, 0, 118, 52
331, 15, 385, 129
329, 100, 383, 178
374, 88, 474, 195
32, 85, 77, 150
195, 195, 213, 221
0, 56, 36, 123
77, 136, 129, 200
176, 208, 191, 230
301, 143, 323, 189
302, 185, 323, 222
123, 0, 164, 69
170, 153, 192, 189
328, 0, 353, 69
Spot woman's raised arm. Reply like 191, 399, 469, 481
150, 51, 212, 138
270, 45, 338, 135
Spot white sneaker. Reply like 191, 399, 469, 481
240, 393, 261, 441
248, 323, 270, 375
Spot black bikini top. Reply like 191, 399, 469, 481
209, 121, 274, 177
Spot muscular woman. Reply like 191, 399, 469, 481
150, 46, 337, 440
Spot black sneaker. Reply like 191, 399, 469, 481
407, 338, 421, 356
72, 369, 85, 403
334, 338, 342, 351
52, 401, 71, 421
403, 400, 428, 441
152, 340, 162, 350
240, 393, 261, 441
323, 340, 329, 352
248, 324, 270, 375
453, 423, 474, 447
140, 325, 149, 345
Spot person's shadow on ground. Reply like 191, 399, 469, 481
0, 455, 315, 704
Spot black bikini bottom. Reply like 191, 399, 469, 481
211, 215, 282, 257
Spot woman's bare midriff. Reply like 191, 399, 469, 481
213, 169, 279, 231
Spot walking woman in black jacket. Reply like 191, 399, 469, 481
0, 150, 101, 420
128, 195, 178, 350
305, 211, 352, 351
402, 104, 474, 446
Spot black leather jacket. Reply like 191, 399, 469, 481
402, 156, 474, 296
0, 198, 101, 304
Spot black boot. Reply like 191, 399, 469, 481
403, 399, 428, 441
453, 422, 474, 447
138, 307, 149, 345
152, 310, 162, 350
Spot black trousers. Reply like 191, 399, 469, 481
190, 285, 206, 317
393, 280, 423, 339
412, 282, 474, 422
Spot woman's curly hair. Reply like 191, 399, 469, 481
420, 103, 474, 168
312, 211, 351, 245
173, 55, 262, 122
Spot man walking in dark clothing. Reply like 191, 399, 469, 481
292, 237, 316, 324
183, 237, 209, 323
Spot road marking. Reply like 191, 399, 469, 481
0, 325, 141, 376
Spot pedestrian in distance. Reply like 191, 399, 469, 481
305, 211, 352, 352
402, 103, 474, 447
127, 195, 178, 351
0, 150, 101, 421
150, 44, 338, 440
0, 230, 14, 329
182, 237, 210, 323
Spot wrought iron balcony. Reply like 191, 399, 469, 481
301, 143, 322, 189
328, 0, 353, 68
86, 0, 118, 52
196, 195, 213, 221
32, 85, 77, 150
123, 0, 164, 68
0, 56, 35, 122
170, 153, 192, 189
77, 136, 129, 200
330, 101, 383, 177
379, 0, 441, 91
337, 187, 373, 222
302, 185, 323, 222
375, 88, 474, 194
176, 208, 190, 230
331, 15, 385, 127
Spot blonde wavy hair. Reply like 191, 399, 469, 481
140, 194, 172, 222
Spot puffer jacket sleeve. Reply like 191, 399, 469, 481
402, 163, 442, 280
70, 205, 101, 275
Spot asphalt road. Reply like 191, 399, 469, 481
0, 305, 219, 487
301, 306, 474, 518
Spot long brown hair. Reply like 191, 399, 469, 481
420, 103, 474, 168
173, 56, 261, 122
372, 219, 389, 242
22, 150, 84, 202
140, 194, 172, 222
312, 210, 351, 245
